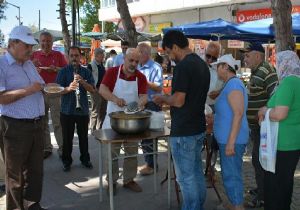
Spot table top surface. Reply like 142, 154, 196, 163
93, 127, 170, 143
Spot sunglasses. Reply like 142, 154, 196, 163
205, 54, 218, 61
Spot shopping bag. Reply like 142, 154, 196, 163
259, 109, 279, 173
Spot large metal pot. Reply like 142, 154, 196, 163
109, 111, 151, 134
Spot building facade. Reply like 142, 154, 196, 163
98, 0, 300, 33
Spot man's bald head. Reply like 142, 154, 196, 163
124, 48, 141, 73
205, 42, 220, 64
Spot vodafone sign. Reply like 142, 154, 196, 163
236, 6, 300, 23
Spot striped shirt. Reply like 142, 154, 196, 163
138, 59, 163, 101
247, 61, 278, 126
0, 53, 45, 119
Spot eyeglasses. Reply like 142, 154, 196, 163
205, 54, 218, 61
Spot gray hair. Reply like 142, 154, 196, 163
39, 31, 53, 40
126, 48, 137, 55
137, 43, 151, 56
94, 48, 105, 56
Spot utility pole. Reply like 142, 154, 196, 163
38, 10, 40, 31
71, 0, 76, 46
4, 0, 21, 25
76, 0, 80, 46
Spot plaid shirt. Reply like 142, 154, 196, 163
56, 65, 94, 116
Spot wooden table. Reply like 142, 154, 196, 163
93, 127, 171, 210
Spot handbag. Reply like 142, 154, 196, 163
259, 108, 279, 173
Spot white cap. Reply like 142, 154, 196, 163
9, 25, 38, 45
211, 54, 238, 71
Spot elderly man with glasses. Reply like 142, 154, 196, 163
205, 42, 224, 109
0, 25, 46, 210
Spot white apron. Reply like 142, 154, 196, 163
102, 65, 139, 129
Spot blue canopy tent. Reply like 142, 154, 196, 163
162, 18, 272, 42
163, 19, 239, 41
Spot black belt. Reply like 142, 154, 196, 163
1, 115, 43, 123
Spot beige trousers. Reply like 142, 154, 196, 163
106, 141, 138, 184
43, 94, 63, 155
89, 92, 107, 131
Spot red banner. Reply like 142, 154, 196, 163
236, 6, 300, 23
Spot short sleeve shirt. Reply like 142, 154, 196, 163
56, 65, 94, 116
0, 53, 45, 118
31, 50, 68, 84
170, 53, 210, 137
267, 76, 300, 151
138, 60, 163, 100
101, 66, 147, 95
214, 78, 249, 144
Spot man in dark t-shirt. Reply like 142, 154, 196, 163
153, 30, 210, 210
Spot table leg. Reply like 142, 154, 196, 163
99, 142, 103, 202
167, 137, 171, 209
108, 143, 114, 210
153, 138, 157, 194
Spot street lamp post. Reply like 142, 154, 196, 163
4, 0, 21, 25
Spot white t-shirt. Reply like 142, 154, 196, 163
206, 65, 224, 105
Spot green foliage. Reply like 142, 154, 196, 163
0, 2, 6, 46
67, 0, 116, 33
80, 0, 100, 32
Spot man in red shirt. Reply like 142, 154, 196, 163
100, 48, 148, 194
32, 31, 68, 159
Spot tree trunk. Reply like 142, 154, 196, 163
116, 0, 138, 47
271, 0, 294, 52
59, 0, 71, 54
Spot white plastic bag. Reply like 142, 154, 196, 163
149, 111, 165, 130
259, 109, 279, 173
205, 104, 213, 115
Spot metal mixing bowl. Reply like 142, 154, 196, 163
109, 111, 151, 134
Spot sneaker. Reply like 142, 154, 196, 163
123, 181, 142, 192
106, 183, 117, 196
139, 165, 154, 176
82, 161, 93, 169
246, 197, 264, 208
43, 151, 52, 159
63, 164, 71, 172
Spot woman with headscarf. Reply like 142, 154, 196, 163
258, 50, 300, 210
213, 54, 249, 210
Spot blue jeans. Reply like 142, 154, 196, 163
218, 143, 246, 206
170, 133, 206, 210
141, 139, 155, 168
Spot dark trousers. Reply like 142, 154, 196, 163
141, 102, 161, 168
0, 116, 44, 210
264, 150, 300, 210
60, 113, 90, 166
250, 125, 264, 200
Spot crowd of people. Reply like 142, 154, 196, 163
0, 25, 299, 210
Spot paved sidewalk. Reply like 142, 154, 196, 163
0, 132, 299, 210
0, 132, 220, 210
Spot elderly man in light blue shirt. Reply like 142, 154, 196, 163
0, 25, 46, 210
137, 43, 163, 175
